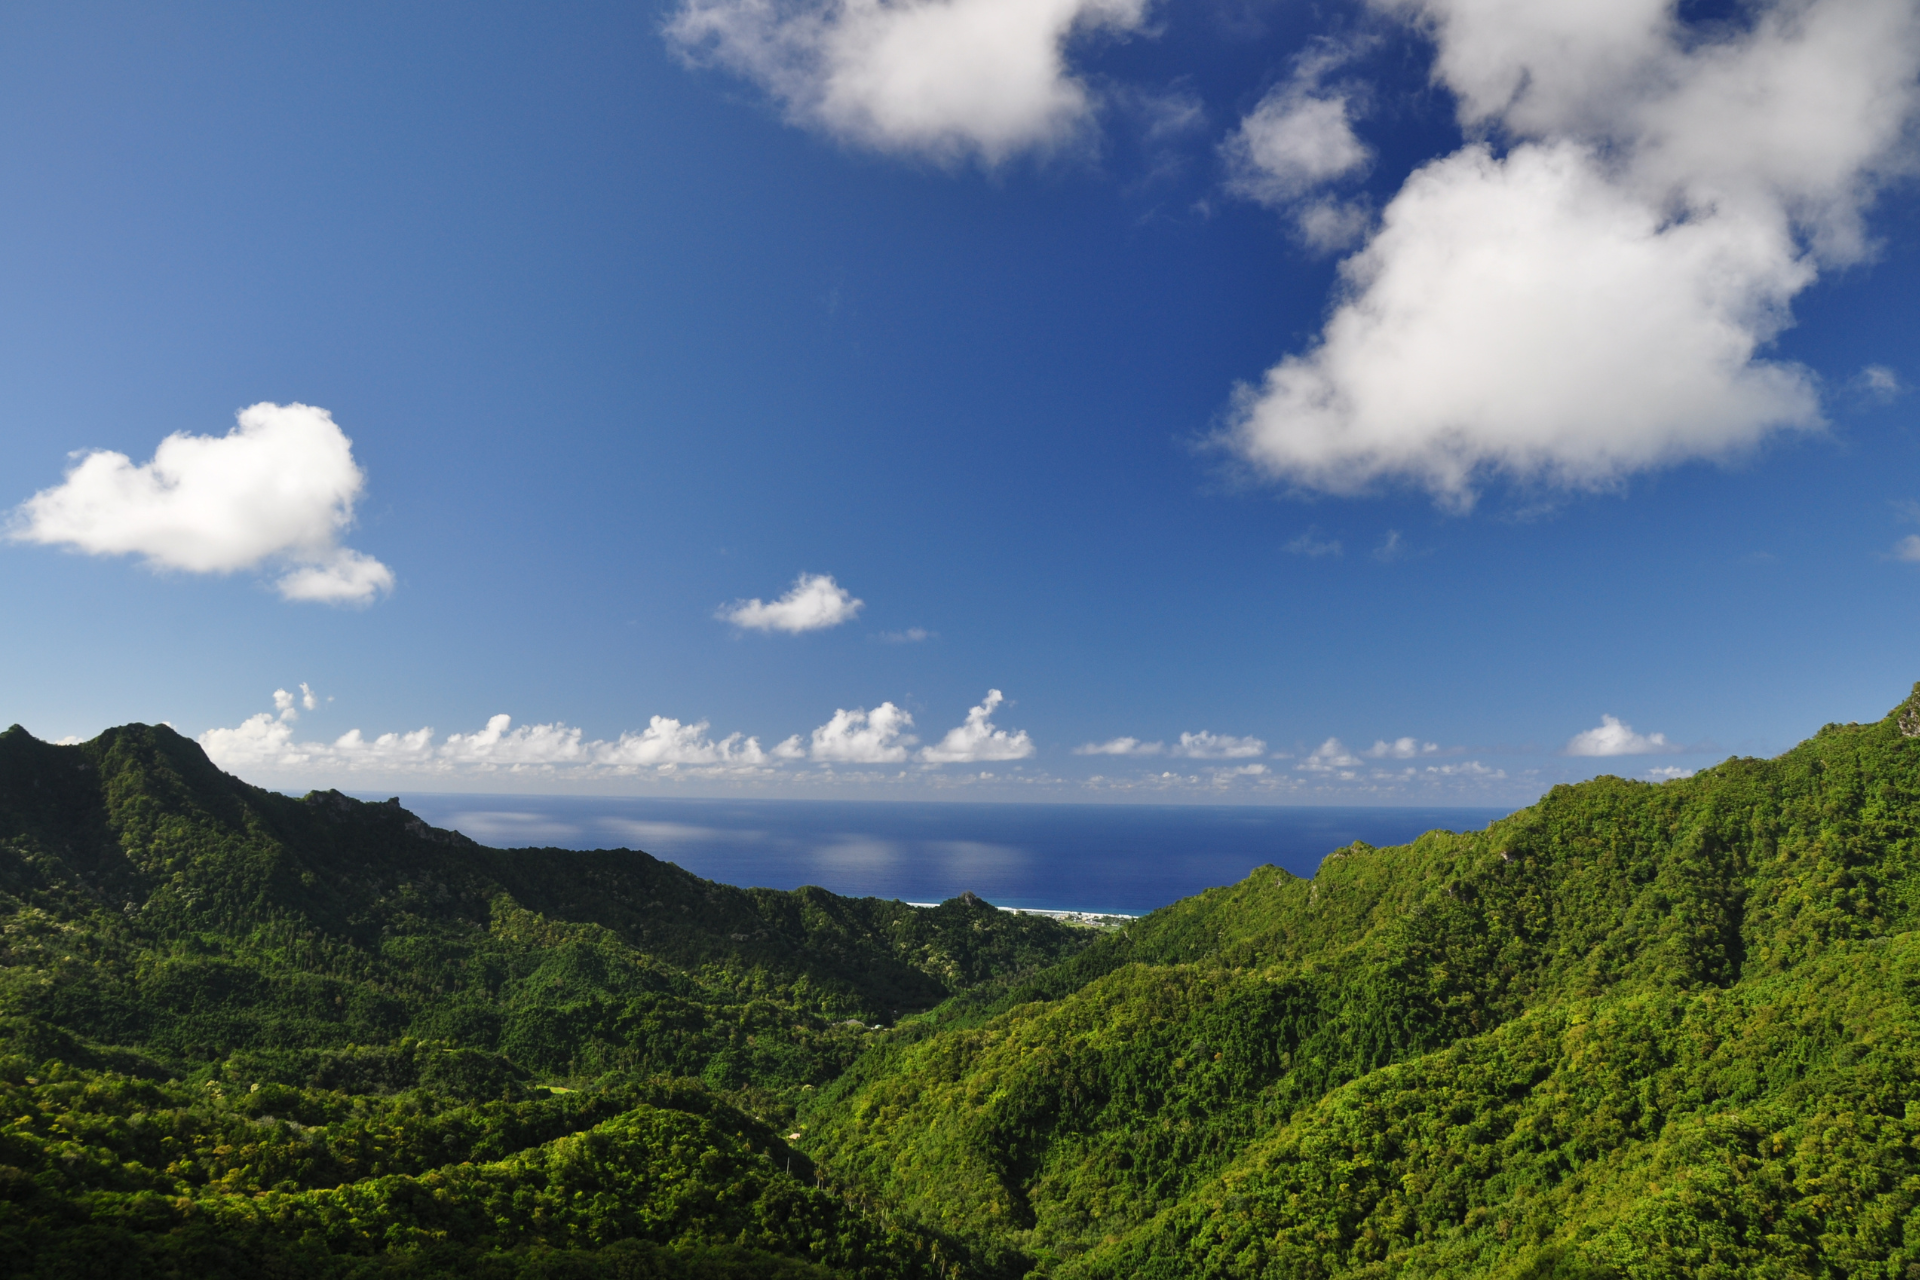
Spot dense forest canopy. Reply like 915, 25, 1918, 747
9, 689, 1920, 1277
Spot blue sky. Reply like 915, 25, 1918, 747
3, 0, 1918, 806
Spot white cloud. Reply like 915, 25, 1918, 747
1894, 534, 1920, 563
1225, 92, 1369, 201
277, 549, 397, 604
1222, 44, 1373, 248
878, 627, 933, 642
201, 695, 776, 778
1415, 759, 1503, 778
9, 402, 393, 603
1365, 736, 1438, 758
1648, 765, 1695, 781
1074, 735, 1163, 755
598, 717, 771, 768
1284, 527, 1342, 557
1172, 730, 1267, 759
1292, 198, 1374, 253
666, 0, 1155, 165
1565, 714, 1677, 757
720, 572, 864, 632
1859, 365, 1904, 402
1226, 0, 1920, 505
919, 689, 1035, 763
1299, 737, 1363, 772
809, 701, 917, 762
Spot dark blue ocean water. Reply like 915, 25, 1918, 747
380, 796, 1512, 917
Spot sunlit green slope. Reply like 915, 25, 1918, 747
0, 722, 1093, 1278
798, 689, 1920, 1278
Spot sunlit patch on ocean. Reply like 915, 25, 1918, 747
442, 810, 585, 846
375, 796, 1513, 916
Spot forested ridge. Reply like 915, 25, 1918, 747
0, 722, 1089, 1278
10, 687, 1920, 1277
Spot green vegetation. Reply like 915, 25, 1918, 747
14, 688, 1920, 1276
799, 691, 1920, 1277
0, 722, 1091, 1277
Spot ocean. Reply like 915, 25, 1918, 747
379, 795, 1514, 917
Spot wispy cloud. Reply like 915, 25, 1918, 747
1284, 527, 1342, 557
1074, 736, 1164, 756
1372, 530, 1411, 562
1857, 364, 1903, 402
1299, 737, 1363, 773
9, 403, 393, 604
877, 627, 934, 643
1170, 730, 1266, 759
1364, 736, 1438, 759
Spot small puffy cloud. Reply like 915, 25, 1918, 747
1565, 714, 1676, 757
599, 717, 770, 768
920, 689, 1035, 763
1284, 527, 1342, 558
1894, 535, 1920, 563
1172, 730, 1267, 759
277, 550, 397, 604
1648, 765, 1696, 781
9, 402, 393, 604
1859, 365, 1902, 400
666, 0, 1155, 165
1365, 736, 1438, 759
1299, 737, 1363, 772
720, 573, 864, 633
1074, 736, 1163, 756
1225, 0, 1920, 505
810, 702, 917, 762
1223, 45, 1373, 248
1292, 198, 1374, 253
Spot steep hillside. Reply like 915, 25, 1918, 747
16, 687, 1920, 1279
797, 689, 1920, 1277
0, 723, 1093, 1278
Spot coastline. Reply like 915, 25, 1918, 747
907, 901, 1136, 928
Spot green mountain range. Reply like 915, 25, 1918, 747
10, 689, 1920, 1277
